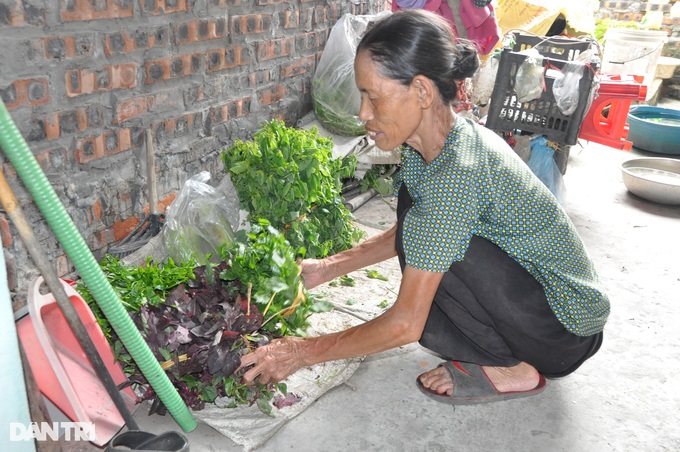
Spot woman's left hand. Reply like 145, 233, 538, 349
238, 336, 308, 385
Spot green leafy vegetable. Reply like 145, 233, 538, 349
329, 275, 355, 287
75, 223, 315, 414
222, 120, 364, 260
219, 220, 333, 337
365, 269, 388, 281
311, 77, 366, 137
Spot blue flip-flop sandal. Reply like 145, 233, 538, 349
416, 360, 547, 405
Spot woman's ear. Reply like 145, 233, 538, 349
412, 75, 435, 108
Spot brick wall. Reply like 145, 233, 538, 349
0, 0, 386, 304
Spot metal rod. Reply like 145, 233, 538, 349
0, 169, 140, 431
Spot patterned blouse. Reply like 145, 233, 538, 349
396, 117, 610, 336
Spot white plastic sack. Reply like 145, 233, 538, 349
472, 54, 500, 105
515, 48, 544, 103
552, 61, 584, 116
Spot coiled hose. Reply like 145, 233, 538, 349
0, 99, 196, 432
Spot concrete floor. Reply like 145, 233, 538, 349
124, 134, 680, 451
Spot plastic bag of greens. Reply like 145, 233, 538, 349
515, 48, 544, 103
163, 172, 238, 265
312, 12, 388, 136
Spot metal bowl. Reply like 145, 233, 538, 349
621, 157, 680, 205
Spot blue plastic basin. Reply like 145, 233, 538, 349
627, 106, 680, 155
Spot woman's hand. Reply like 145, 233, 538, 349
298, 258, 329, 290
239, 337, 309, 385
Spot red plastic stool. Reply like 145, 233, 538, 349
578, 74, 647, 151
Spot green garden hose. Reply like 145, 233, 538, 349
0, 99, 196, 433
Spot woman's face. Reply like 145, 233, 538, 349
354, 50, 422, 150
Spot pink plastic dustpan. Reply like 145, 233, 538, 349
16, 277, 137, 446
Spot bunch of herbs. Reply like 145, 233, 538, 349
222, 120, 364, 260
77, 224, 327, 413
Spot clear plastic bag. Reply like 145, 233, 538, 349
162, 172, 239, 265
552, 61, 584, 116
471, 54, 500, 106
311, 12, 389, 136
527, 135, 566, 204
515, 48, 544, 103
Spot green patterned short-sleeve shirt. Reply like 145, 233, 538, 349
397, 118, 610, 336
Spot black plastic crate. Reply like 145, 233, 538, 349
485, 34, 599, 145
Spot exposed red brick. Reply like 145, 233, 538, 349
115, 96, 150, 124
66, 64, 137, 97
43, 35, 94, 59
206, 46, 250, 72
75, 128, 137, 164
112, 216, 140, 243
44, 114, 60, 140
103, 27, 169, 56
231, 14, 272, 35
175, 18, 227, 44
248, 70, 272, 87
258, 84, 286, 106
256, 38, 294, 62
141, 0, 190, 14
281, 55, 315, 79
61, 0, 133, 21
92, 199, 103, 223
144, 53, 202, 84
3, 78, 50, 110
279, 10, 300, 29
210, 97, 252, 124
158, 193, 176, 214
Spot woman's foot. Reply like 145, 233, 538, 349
418, 361, 540, 395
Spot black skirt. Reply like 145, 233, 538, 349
396, 184, 602, 378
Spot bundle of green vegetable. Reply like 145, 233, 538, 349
222, 120, 364, 259
77, 221, 332, 414
311, 76, 366, 137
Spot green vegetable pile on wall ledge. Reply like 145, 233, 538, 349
222, 119, 365, 259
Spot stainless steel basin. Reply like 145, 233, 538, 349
621, 157, 680, 205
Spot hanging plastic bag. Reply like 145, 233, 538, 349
311, 12, 389, 136
527, 135, 566, 204
471, 53, 500, 106
515, 48, 544, 103
552, 61, 585, 116
163, 172, 238, 265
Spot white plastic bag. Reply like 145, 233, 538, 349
163, 172, 238, 265
552, 61, 584, 116
515, 48, 544, 103
311, 12, 389, 136
471, 54, 500, 105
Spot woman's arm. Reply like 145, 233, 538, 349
239, 264, 444, 384
300, 223, 399, 289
